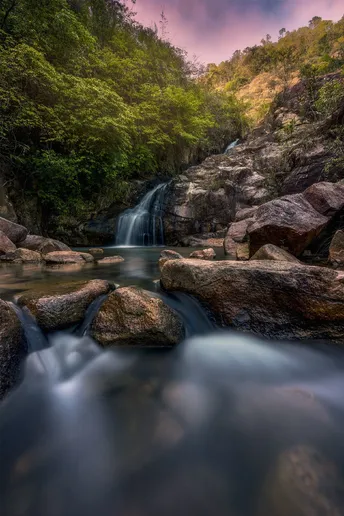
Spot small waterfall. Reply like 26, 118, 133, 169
115, 183, 168, 247
224, 138, 239, 154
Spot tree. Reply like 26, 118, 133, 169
279, 28, 286, 39
309, 16, 322, 29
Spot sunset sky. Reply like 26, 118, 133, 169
132, 0, 344, 64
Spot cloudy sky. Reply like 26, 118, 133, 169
132, 0, 344, 63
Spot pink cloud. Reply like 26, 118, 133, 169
131, 0, 344, 63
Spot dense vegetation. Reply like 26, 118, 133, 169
0, 0, 247, 227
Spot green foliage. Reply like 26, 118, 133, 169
315, 79, 344, 117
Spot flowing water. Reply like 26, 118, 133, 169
1, 247, 344, 516
224, 139, 239, 154
115, 183, 168, 246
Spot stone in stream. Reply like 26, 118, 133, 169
88, 248, 104, 255
0, 248, 43, 263
329, 230, 344, 266
160, 259, 344, 342
44, 251, 94, 264
189, 248, 216, 260
257, 446, 344, 516
17, 280, 113, 332
250, 244, 300, 263
0, 217, 28, 244
17, 235, 70, 254
0, 230, 16, 255
0, 300, 27, 399
91, 286, 184, 347
159, 249, 183, 271
96, 256, 124, 264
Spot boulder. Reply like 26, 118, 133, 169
96, 256, 124, 264
329, 230, 344, 265
0, 248, 43, 263
92, 287, 184, 347
44, 251, 94, 265
0, 217, 27, 244
189, 248, 216, 260
88, 248, 104, 255
0, 230, 16, 255
250, 244, 300, 263
248, 194, 329, 256
236, 243, 250, 261
226, 219, 253, 243
258, 446, 344, 516
159, 250, 183, 271
160, 259, 344, 341
0, 300, 27, 399
17, 235, 70, 254
223, 236, 238, 258
235, 206, 259, 222
18, 280, 112, 331
303, 182, 344, 217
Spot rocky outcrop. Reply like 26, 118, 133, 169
250, 244, 300, 263
44, 251, 94, 265
0, 300, 27, 399
17, 235, 70, 254
92, 287, 184, 347
189, 248, 216, 260
18, 280, 112, 331
160, 259, 344, 342
329, 230, 344, 265
0, 248, 43, 263
0, 217, 27, 244
0, 230, 16, 255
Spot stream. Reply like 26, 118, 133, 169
1, 247, 344, 516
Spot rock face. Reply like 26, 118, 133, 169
0, 248, 42, 263
0, 217, 27, 244
0, 300, 27, 399
329, 230, 344, 265
44, 251, 94, 265
18, 235, 70, 254
18, 280, 112, 331
250, 244, 300, 263
92, 287, 184, 347
0, 230, 16, 255
160, 259, 344, 341
189, 248, 216, 260
248, 194, 329, 256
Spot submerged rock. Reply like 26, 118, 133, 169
250, 244, 300, 263
17, 235, 70, 254
0, 230, 16, 255
96, 256, 124, 264
0, 248, 43, 263
0, 300, 27, 399
329, 230, 344, 266
160, 259, 344, 341
44, 251, 94, 264
0, 217, 27, 244
92, 286, 184, 347
18, 280, 112, 331
189, 248, 216, 260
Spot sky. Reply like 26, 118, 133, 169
132, 0, 344, 64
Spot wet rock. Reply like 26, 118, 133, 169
0, 217, 27, 244
160, 259, 344, 341
250, 244, 300, 263
88, 248, 104, 255
18, 280, 112, 331
96, 256, 124, 264
92, 287, 184, 347
303, 181, 344, 217
258, 446, 344, 516
226, 219, 253, 243
0, 230, 16, 255
236, 242, 250, 261
189, 248, 216, 260
0, 248, 43, 263
159, 250, 183, 271
17, 235, 70, 254
0, 300, 27, 399
329, 230, 344, 265
248, 194, 329, 256
44, 251, 94, 265
224, 236, 238, 258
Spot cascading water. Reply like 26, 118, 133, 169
115, 183, 168, 247
224, 138, 239, 154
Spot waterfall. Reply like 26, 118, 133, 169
115, 183, 168, 247
224, 138, 239, 154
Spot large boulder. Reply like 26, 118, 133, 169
18, 280, 112, 331
92, 287, 184, 347
0, 230, 16, 255
0, 248, 42, 263
160, 259, 344, 341
17, 235, 70, 254
44, 251, 94, 265
250, 244, 300, 263
226, 219, 253, 243
0, 300, 27, 399
303, 181, 344, 217
329, 230, 344, 265
248, 194, 329, 256
0, 217, 27, 244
